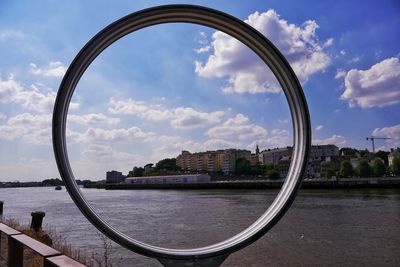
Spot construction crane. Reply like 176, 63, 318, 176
366, 137, 391, 153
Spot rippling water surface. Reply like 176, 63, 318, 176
1, 187, 399, 266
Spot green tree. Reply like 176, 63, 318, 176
264, 164, 279, 177
339, 147, 358, 156
82, 180, 93, 187
324, 169, 335, 178
235, 158, 251, 174
371, 158, 386, 177
251, 162, 265, 175
356, 159, 372, 177
359, 149, 370, 157
133, 167, 144, 177
155, 158, 180, 171
265, 164, 275, 171
374, 150, 389, 166
266, 169, 280, 179
391, 156, 400, 175
340, 160, 353, 178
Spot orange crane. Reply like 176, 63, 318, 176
366, 136, 391, 153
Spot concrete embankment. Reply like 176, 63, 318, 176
99, 177, 400, 190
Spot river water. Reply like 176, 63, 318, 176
0, 187, 399, 266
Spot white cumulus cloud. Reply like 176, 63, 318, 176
247, 128, 292, 149
341, 57, 400, 108
0, 30, 26, 41
194, 46, 211, 54
30, 61, 67, 78
170, 107, 224, 129
68, 126, 156, 144
108, 98, 224, 129
313, 134, 346, 146
152, 138, 240, 161
0, 113, 52, 145
372, 124, 400, 148
278, 118, 289, 124
0, 75, 79, 113
68, 113, 120, 126
81, 144, 139, 162
0, 113, 142, 145
195, 9, 331, 94
315, 125, 323, 131
206, 114, 267, 140
335, 69, 346, 79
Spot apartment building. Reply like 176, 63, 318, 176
176, 149, 251, 174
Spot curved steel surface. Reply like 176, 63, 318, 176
52, 4, 311, 261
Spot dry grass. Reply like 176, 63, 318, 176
0, 217, 123, 267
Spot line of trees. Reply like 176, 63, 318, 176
235, 158, 280, 179
339, 156, 400, 178
127, 158, 181, 177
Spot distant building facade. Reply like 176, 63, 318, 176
277, 156, 291, 178
176, 149, 251, 174
250, 144, 261, 166
305, 145, 340, 178
388, 148, 400, 167
259, 147, 293, 166
176, 144, 340, 178
106, 170, 125, 183
268, 145, 340, 179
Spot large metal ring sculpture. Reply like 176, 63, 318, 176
52, 4, 311, 266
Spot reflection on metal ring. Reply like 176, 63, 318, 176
52, 4, 311, 265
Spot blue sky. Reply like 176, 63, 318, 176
0, 0, 399, 181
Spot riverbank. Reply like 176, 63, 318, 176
88, 177, 400, 190
0, 218, 88, 266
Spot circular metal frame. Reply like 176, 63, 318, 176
52, 4, 311, 262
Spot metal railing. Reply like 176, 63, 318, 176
0, 223, 86, 267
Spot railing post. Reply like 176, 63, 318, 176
0, 200, 3, 216
31, 211, 45, 231
8, 236, 23, 267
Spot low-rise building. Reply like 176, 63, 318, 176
388, 148, 400, 167
305, 145, 340, 178
259, 147, 293, 166
277, 156, 291, 178
106, 170, 125, 183
272, 144, 340, 179
320, 157, 340, 177
310, 144, 339, 160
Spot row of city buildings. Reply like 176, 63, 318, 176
107, 146, 400, 183
176, 144, 340, 179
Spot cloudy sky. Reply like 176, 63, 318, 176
0, 0, 399, 181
